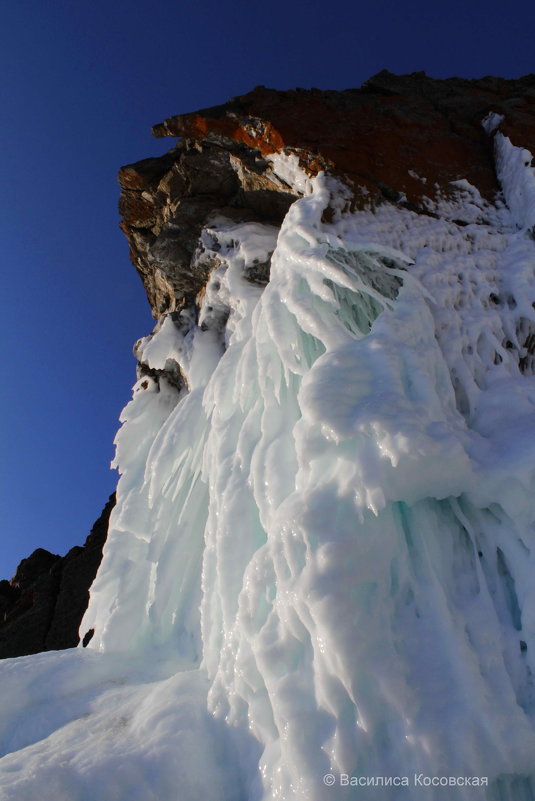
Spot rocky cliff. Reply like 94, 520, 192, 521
0, 494, 115, 658
120, 70, 535, 321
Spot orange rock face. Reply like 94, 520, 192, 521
120, 71, 535, 317
153, 71, 535, 209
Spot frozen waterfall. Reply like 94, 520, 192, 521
2, 135, 535, 801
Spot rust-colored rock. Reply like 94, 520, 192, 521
152, 72, 535, 208
120, 71, 535, 319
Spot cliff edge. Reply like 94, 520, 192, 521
119, 70, 535, 318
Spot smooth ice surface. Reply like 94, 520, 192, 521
4, 140, 535, 800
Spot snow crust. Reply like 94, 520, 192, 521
3, 141, 535, 800
0, 650, 245, 801
266, 151, 314, 195
494, 133, 535, 231
481, 112, 504, 135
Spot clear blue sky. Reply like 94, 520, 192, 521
1, 0, 533, 579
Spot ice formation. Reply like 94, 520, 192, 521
3, 121, 535, 801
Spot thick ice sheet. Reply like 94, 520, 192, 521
3, 131, 535, 800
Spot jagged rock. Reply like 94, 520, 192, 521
119, 139, 297, 317
153, 72, 535, 203
10, 548, 60, 590
0, 494, 115, 659
120, 72, 535, 320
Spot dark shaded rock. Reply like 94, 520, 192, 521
244, 258, 271, 286
10, 548, 61, 590
0, 580, 15, 601
0, 569, 61, 658
82, 628, 95, 647
0, 493, 115, 659
44, 494, 115, 651
119, 139, 297, 317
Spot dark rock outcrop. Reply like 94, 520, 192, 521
119, 140, 297, 317
119, 71, 535, 319
0, 493, 115, 659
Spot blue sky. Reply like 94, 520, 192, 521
1, 0, 533, 578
